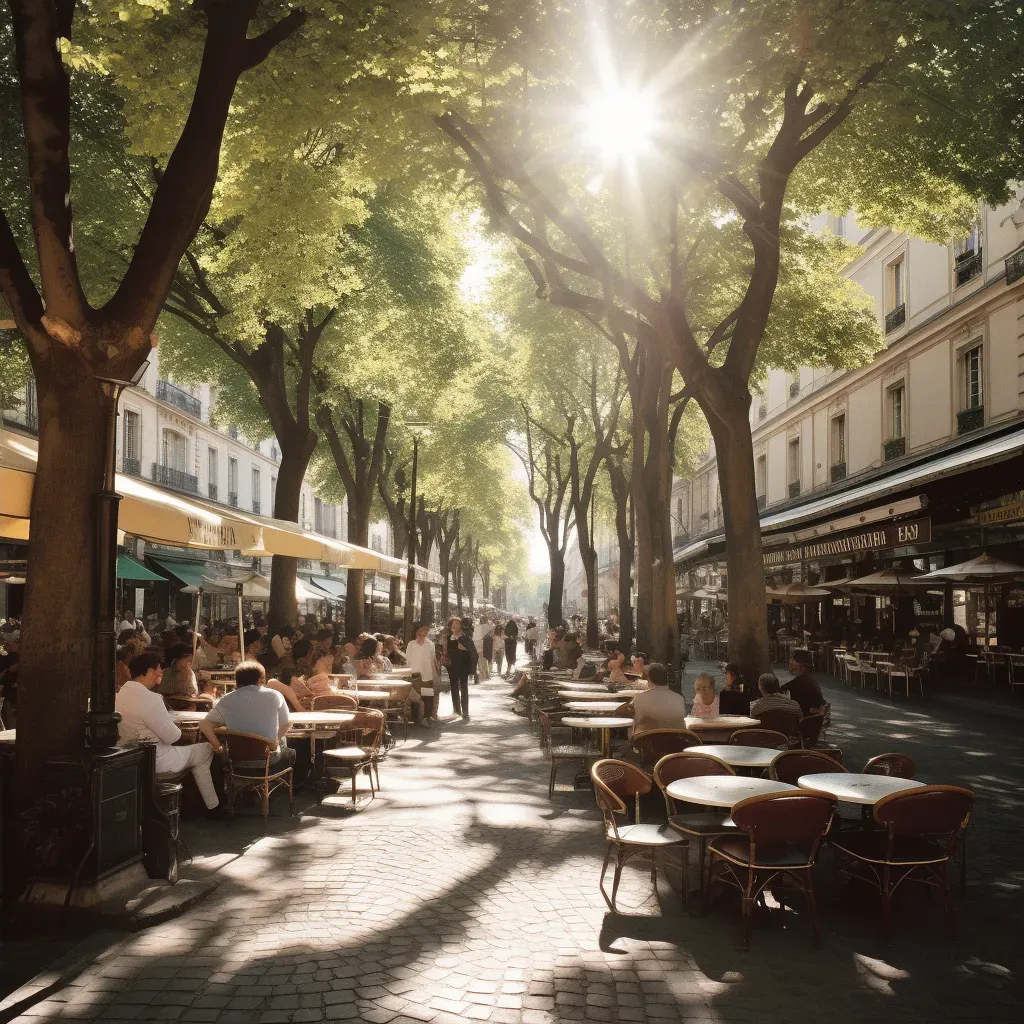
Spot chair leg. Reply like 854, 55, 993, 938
959, 830, 968, 891
549, 763, 557, 798
741, 868, 755, 950
288, 771, 294, 816
262, 783, 269, 824
940, 862, 956, 936
599, 843, 615, 910
881, 865, 892, 937
351, 770, 357, 804
805, 869, 821, 947
610, 850, 625, 909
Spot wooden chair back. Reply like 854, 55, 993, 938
312, 693, 358, 711
863, 752, 916, 778
769, 749, 846, 785
731, 791, 836, 852
630, 728, 701, 766
729, 727, 790, 749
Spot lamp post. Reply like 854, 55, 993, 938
403, 422, 430, 643
86, 361, 149, 748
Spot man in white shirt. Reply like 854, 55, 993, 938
630, 663, 688, 736
472, 617, 491, 680
115, 652, 220, 810
406, 623, 440, 723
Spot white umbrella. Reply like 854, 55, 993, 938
692, 586, 727, 602
842, 566, 932, 592
765, 583, 831, 604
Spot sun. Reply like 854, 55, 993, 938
581, 81, 659, 166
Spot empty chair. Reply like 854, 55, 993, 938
630, 728, 702, 767
540, 711, 595, 797
708, 791, 837, 948
321, 708, 385, 808
216, 729, 294, 823
591, 759, 688, 912
844, 655, 863, 689
769, 749, 847, 785
830, 785, 974, 936
730, 727, 790, 750
797, 714, 824, 749
863, 753, 916, 778
756, 708, 801, 744
859, 658, 880, 692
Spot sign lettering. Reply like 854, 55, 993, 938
185, 516, 258, 549
978, 502, 1024, 527
762, 517, 931, 568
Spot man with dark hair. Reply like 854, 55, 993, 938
784, 651, 824, 716
750, 672, 802, 719
158, 642, 203, 699
199, 660, 295, 769
116, 651, 220, 811
630, 662, 687, 735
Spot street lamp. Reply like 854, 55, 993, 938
402, 421, 430, 644
86, 360, 149, 748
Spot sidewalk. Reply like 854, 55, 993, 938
3, 674, 1021, 1024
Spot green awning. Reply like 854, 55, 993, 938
150, 557, 209, 588
117, 554, 164, 582
308, 575, 346, 599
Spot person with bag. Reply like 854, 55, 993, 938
503, 617, 519, 677
442, 616, 477, 721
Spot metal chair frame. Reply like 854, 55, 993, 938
216, 728, 294, 823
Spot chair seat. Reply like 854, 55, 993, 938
608, 822, 687, 846
551, 744, 595, 758
324, 746, 372, 761
668, 812, 736, 836
832, 831, 948, 865
709, 836, 813, 869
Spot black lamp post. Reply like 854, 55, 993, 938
402, 422, 430, 643
86, 361, 149, 748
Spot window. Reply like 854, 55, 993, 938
756, 455, 767, 497
251, 466, 261, 511
161, 429, 186, 472
314, 496, 324, 534
123, 411, 139, 465
963, 344, 983, 410
271, 475, 277, 509
954, 223, 980, 260
890, 386, 904, 439
788, 438, 800, 494
228, 457, 238, 493
208, 448, 218, 485
886, 256, 905, 311
830, 415, 846, 464
698, 475, 710, 518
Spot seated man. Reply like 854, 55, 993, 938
630, 662, 687, 736
116, 652, 220, 813
783, 651, 825, 716
749, 672, 802, 720
199, 661, 295, 771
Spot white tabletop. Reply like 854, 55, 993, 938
611, 689, 648, 698
365, 678, 413, 688
557, 682, 611, 691
683, 744, 781, 769
666, 776, 796, 808
797, 773, 925, 805
0, 728, 16, 744
564, 701, 626, 713
561, 716, 633, 730
288, 711, 358, 725
169, 710, 209, 723
349, 690, 390, 702
558, 690, 619, 700
685, 715, 760, 730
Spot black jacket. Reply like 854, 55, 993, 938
444, 631, 477, 674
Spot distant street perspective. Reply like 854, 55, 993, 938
2, 3, 1024, 1023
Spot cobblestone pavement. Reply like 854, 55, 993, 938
3, 665, 1022, 1024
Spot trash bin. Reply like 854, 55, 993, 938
142, 781, 182, 884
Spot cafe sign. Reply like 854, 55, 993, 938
186, 516, 262, 551
977, 500, 1024, 527
763, 517, 931, 567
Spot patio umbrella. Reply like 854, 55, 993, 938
914, 554, 1024, 645
765, 583, 832, 604
692, 586, 727, 602
842, 566, 933, 592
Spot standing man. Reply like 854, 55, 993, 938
473, 615, 491, 681
406, 622, 440, 724
784, 651, 825, 716
442, 617, 477, 721
524, 619, 539, 658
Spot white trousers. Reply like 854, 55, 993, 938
475, 640, 490, 678
156, 742, 219, 809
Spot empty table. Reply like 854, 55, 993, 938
683, 744, 781, 770
564, 700, 627, 713
797, 773, 925, 805
665, 775, 796, 809
560, 716, 633, 757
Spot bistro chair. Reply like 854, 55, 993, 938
164, 695, 212, 712
859, 657, 880, 692
769, 749, 846, 785
591, 759, 688, 913
311, 693, 358, 711
216, 729, 294, 823
708, 791, 837, 949
630, 728, 702, 768
540, 711, 595, 797
730, 727, 790, 750
863, 753, 916, 778
321, 709, 385, 808
755, 708, 801, 744
797, 714, 824, 749
654, 752, 737, 906
830, 785, 974, 936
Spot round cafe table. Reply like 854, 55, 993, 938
665, 775, 796, 809
558, 681, 611, 691
797, 773, 925, 805
611, 689, 648, 699
684, 715, 759, 741
682, 744, 781, 770
560, 716, 633, 758
564, 700, 627, 713
558, 689, 617, 701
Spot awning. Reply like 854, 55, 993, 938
181, 571, 320, 602
151, 557, 211, 589
117, 554, 164, 582
307, 575, 347, 599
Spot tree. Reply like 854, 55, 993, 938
437, 0, 1016, 683
0, 0, 307, 801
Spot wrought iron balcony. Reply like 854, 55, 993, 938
155, 379, 201, 419
123, 457, 141, 478
208, 482, 218, 501
756, 493, 767, 511
885, 304, 906, 334
151, 462, 199, 494
955, 249, 983, 287
252, 499, 261, 515
829, 461, 847, 484
788, 480, 801, 499
1006, 249, 1024, 286
228, 491, 238, 508
883, 436, 906, 461
789, 380, 800, 398
957, 406, 984, 435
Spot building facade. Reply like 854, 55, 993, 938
563, 522, 620, 623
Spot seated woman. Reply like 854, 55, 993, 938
267, 665, 312, 712
355, 637, 382, 679
382, 635, 406, 666
718, 662, 751, 715
604, 649, 631, 688
690, 672, 721, 718
157, 643, 210, 701
629, 652, 649, 680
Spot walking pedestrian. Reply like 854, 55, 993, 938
503, 617, 519, 677
491, 621, 505, 676
442, 616, 477, 720
473, 615, 491, 681
405, 622, 440, 723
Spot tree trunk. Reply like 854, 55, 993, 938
581, 544, 599, 646
547, 546, 566, 627
608, 459, 634, 656
345, 503, 371, 637
268, 428, 317, 628
16, 365, 110, 797
704, 401, 769, 686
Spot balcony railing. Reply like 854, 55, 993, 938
885, 304, 906, 334
1007, 249, 1024, 286
252, 499, 261, 515
123, 457, 141, 478
954, 249, 983, 287
155, 379, 202, 419
228, 491, 238, 508
829, 461, 847, 483
151, 462, 199, 494
208, 482, 218, 501
883, 436, 906, 461
756, 493, 767, 510
789, 481, 801, 499
957, 406, 984, 436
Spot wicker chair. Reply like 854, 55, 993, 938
591, 759, 688, 912
831, 785, 974, 936
321, 709, 385, 808
540, 711, 595, 797
755, 708, 801, 745
769, 749, 846, 785
730, 727, 790, 750
630, 728, 702, 768
216, 729, 294, 822
708, 791, 837, 948
311, 693, 358, 711
164, 695, 213, 712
